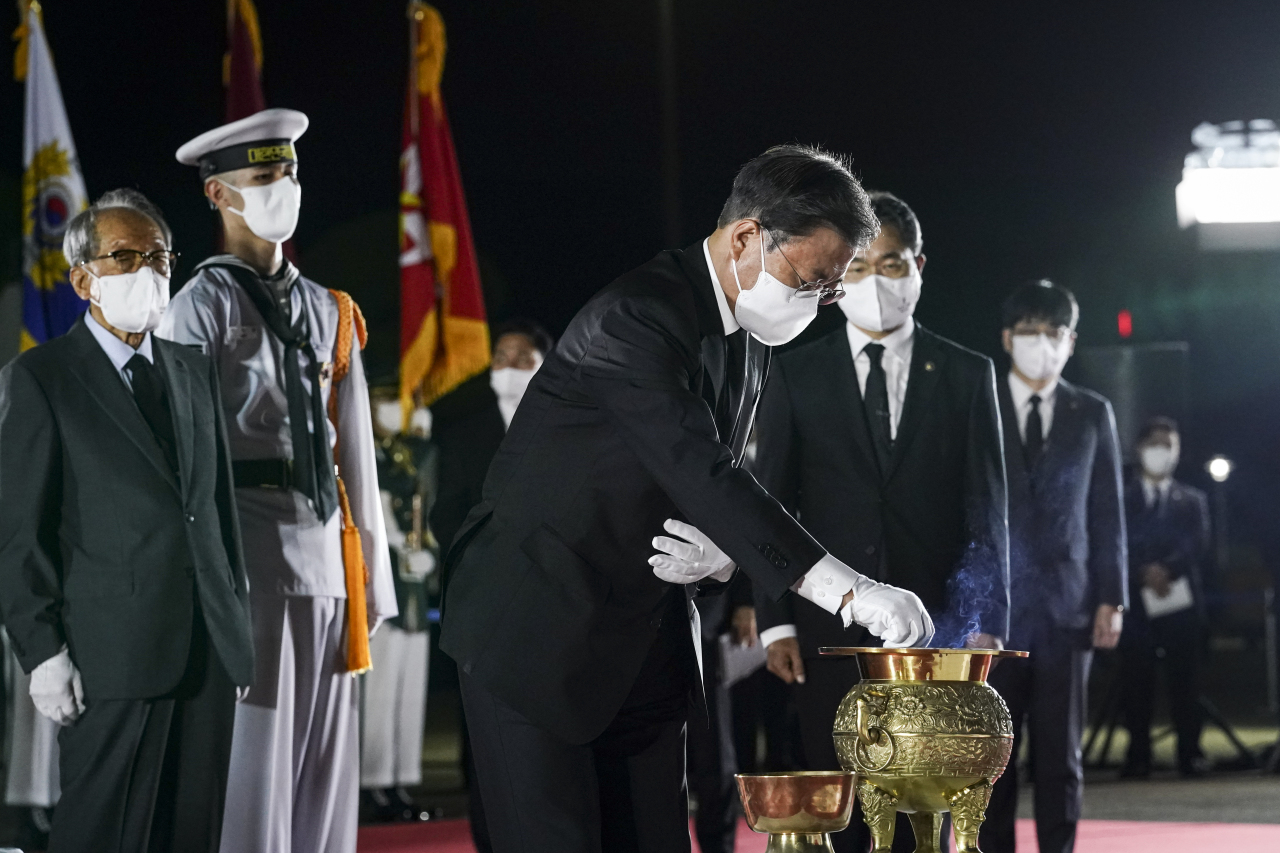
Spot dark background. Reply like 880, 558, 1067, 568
4, 1, 1280, 593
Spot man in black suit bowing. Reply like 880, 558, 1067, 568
982, 280, 1127, 853
440, 146, 934, 852
0, 190, 254, 853
751, 191, 1009, 853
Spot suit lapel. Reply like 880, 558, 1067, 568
885, 327, 944, 483
996, 375, 1029, 489
1038, 380, 1083, 479
824, 329, 882, 487
154, 342, 194, 495
66, 321, 180, 494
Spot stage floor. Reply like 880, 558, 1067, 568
358, 816, 1280, 853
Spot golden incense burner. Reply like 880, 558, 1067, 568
735, 771, 856, 852
820, 647, 1028, 853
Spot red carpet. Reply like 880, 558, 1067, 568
359, 817, 1280, 852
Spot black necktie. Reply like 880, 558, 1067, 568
863, 343, 893, 477
213, 263, 339, 523
1024, 394, 1043, 469
126, 354, 179, 476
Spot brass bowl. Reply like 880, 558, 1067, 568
736, 771, 856, 833
818, 647, 1029, 682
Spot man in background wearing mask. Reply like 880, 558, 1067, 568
1120, 417, 1211, 778
751, 190, 1009, 853
0, 190, 253, 851
160, 109, 396, 853
983, 280, 1127, 853
441, 145, 933, 851
429, 316, 552, 852
362, 389, 438, 821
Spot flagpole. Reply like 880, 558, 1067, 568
408, 2, 421, 138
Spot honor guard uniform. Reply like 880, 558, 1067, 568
361, 395, 439, 820
159, 109, 396, 853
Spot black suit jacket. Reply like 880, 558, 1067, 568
439, 243, 825, 744
429, 371, 508, 569
752, 323, 1010, 654
997, 376, 1128, 638
1123, 473, 1210, 623
0, 319, 253, 699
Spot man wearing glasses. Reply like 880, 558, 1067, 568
159, 109, 395, 853
751, 191, 1009, 853
981, 280, 1127, 853
0, 189, 254, 851
441, 145, 933, 852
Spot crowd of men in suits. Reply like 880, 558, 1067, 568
0, 125, 1216, 853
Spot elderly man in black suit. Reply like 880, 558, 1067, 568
1120, 416, 1212, 778
751, 190, 1009, 853
440, 145, 935, 853
0, 189, 254, 853
982, 280, 1127, 853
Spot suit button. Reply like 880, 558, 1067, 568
186, 514, 196, 523
865, 546, 875, 555
650, 617, 662, 629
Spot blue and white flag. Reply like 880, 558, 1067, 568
16, 1, 88, 350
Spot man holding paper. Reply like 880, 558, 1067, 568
1119, 417, 1211, 778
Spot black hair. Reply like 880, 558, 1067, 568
867, 190, 923, 254
1001, 279, 1080, 330
491, 317, 554, 356
717, 144, 876, 250
1137, 416, 1180, 444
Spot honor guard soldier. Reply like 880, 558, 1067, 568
361, 389, 438, 821
159, 108, 397, 853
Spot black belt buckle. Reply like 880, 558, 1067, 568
232, 458, 296, 490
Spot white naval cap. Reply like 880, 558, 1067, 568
175, 108, 309, 180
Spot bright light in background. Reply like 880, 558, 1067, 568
1176, 167, 1280, 225
1176, 120, 1280, 242
1206, 455, 1233, 483
1117, 309, 1132, 339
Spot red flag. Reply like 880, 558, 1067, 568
399, 3, 488, 410
224, 0, 265, 121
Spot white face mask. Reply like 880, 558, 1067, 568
1140, 446, 1178, 479
1010, 333, 1072, 382
731, 233, 818, 346
87, 266, 170, 334
490, 365, 538, 404
218, 175, 301, 243
837, 268, 922, 332
374, 401, 403, 435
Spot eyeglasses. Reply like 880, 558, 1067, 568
1011, 325, 1073, 343
763, 227, 845, 305
83, 249, 179, 277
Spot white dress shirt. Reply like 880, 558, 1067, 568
1141, 476, 1172, 510
701, 240, 861, 635
85, 310, 153, 391
1007, 371, 1059, 442
846, 318, 915, 440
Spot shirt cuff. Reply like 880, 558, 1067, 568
759, 624, 797, 649
792, 553, 860, 621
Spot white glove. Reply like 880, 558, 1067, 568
29, 647, 85, 726
847, 574, 934, 647
649, 519, 737, 584
404, 549, 437, 578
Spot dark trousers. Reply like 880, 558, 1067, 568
686, 637, 737, 853
461, 670, 689, 853
794, 656, 931, 853
983, 625, 1093, 853
731, 663, 799, 771
1120, 609, 1204, 771
50, 605, 237, 853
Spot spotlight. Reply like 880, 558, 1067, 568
1206, 455, 1233, 483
